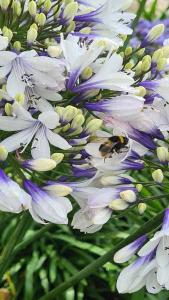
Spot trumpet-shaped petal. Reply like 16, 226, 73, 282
24, 180, 72, 224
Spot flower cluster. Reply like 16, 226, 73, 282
114, 209, 169, 294
0, 0, 169, 250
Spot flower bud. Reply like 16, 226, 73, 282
44, 184, 73, 197
47, 45, 62, 57
120, 190, 137, 203
135, 86, 146, 97
66, 20, 75, 33
152, 49, 163, 63
109, 199, 128, 210
162, 46, 169, 58
0, 145, 8, 161
71, 114, 85, 128
13, 0, 22, 16
81, 67, 93, 80
137, 48, 145, 56
124, 61, 135, 70
157, 147, 169, 162
0, 0, 10, 10
14, 93, 25, 105
23, 158, 57, 172
152, 169, 164, 183
141, 55, 151, 72
44, 0, 52, 12
51, 153, 64, 164
138, 203, 147, 215
63, 2, 78, 23
157, 57, 167, 70
35, 13, 46, 26
27, 28, 38, 44
134, 61, 142, 75
86, 119, 103, 133
147, 24, 165, 42
136, 184, 143, 192
5, 103, 12, 116
2, 27, 13, 41
63, 106, 78, 122
28, 1, 37, 17
125, 46, 132, 56
13, 41, 21, 51
0, 288, 10, 300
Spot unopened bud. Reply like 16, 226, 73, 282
27, 28, 38, 44
44, 184, 73, 197
86, 119, 103, 133
0, 0, 10, 10
162, 46, 169, 58
47, 45, 62, 57
5, 103, 12, 116
2, 27, 13, 41
71, 114, 85, 128
120, 190, 137, 203
63, 106, 78, 122
152, 49, 163, 63
138, 203, 147, 215
109, 199, 128, 210
136, 184, 143, 192
0, 145, 8, 161
152, 169, 164, 183
35, 13, 46, 26
51, 153, 64, 164
157, 147, 169, 162
137, 48, 145, 56
81, 67, 93, 80
63, 2, 78, 23
14, 93, 25, 105
135, 86, 146, 97
28, 0, 37, 17
13, 0, 22, 16
23, 158, 57, 172
147, 24, 165, 42
125, 46, 132, 56
66, 20, 75, 33
157, 57, 167, 70
13, 41, 21, 51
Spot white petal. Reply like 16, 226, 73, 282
46, 129, 71, 150
25, 56, 62, 72
146, 270, 162, 294
92, 208, 112, 225
6, 69, 25, 98
156, 237, 169, 267
0, 51, 16, 66
38, 111, 60, 129
157, 265, 169, 285
35, 87, 62, 101
1, 128, 34, 152
0, 65, 11, 79
0, 117, 32, 131
138, 235, 162, 257
36, 98, 53, 112
31, 128, 50, 159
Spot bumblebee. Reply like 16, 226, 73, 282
99, 136, 129, 159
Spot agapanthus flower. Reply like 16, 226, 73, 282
115, 209, 169, 294
0, 103, 71, 158
75, 0, 135, 46
24, 180, 72, 224
0, 169, 31, 213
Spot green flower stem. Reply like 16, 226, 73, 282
13, 224, 54, 257
0, 212, 32, 282
120, 0, 147, 51
38, 210, 164, 300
